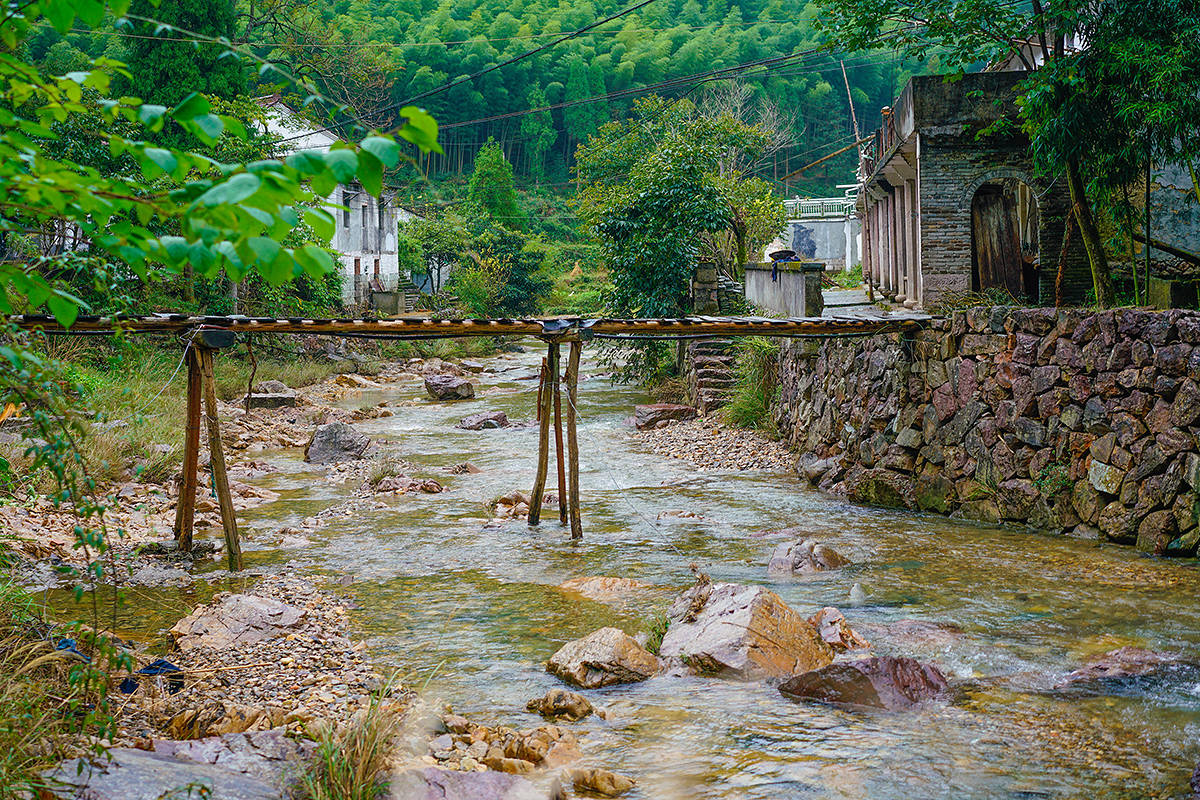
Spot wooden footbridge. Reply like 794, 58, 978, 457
7, 312, 929, 563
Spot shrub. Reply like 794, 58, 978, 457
721, 337, 780, 433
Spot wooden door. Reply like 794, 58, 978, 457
971, 186, 1024, 298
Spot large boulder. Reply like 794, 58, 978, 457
546, 627, 661, 689
46, 730, 311, 800
243, 392, 297, 410
457, 411, 509, 430
658, 582, 833, 679
170, 594, 305, 652
778, 656, 950, 710
766, 538, 849, 577
634, 403, 696, 430
304, 421, 370, 464
425, 374, 475, 400
389, 766, 547, 800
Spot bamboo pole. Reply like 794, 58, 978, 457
173, 346, 202, 553
553, 355, 567, 525
197, 347, 243, 571
565, 340, 582, 540
528, 342, 558, 525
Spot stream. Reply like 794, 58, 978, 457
71, 346, 1200, 798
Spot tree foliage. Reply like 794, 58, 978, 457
575, 96, 784, 316
466, 138, 525, 230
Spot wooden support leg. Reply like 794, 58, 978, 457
565, 340, 583, 540
553, 357, 567, 525
528, 342, 558, 525
173, 347, 202, 553
197, 347, 243, 571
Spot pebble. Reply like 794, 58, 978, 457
637, 417, 794, 471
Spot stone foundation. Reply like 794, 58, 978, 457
776, 306, 1200, 556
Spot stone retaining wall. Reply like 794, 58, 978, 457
775, 306, 1200, 556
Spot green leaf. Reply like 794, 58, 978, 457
47, 293, 80, 328
361, 136, 400, 168
304, 207, 335, 241
173, 93, 211, 121
190, 114, 224, 145
357, 151, 382, 196
43, 0, 76, 34
295, 244, 333, 278
197, 173, 260, 206
142, 147, 177, 178
397, 106, 442, 154
323, 149, 359, 183
137, 104, 167, 132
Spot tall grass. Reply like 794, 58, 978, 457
298, 675, 405, 800
720, 337, 780, 434
0, 578, 99, 799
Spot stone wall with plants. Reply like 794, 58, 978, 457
775, 306, 1200, 556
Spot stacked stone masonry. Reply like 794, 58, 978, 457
776, 306, 1200, 556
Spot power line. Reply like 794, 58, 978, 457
37, 18, 811, 48
281, 0, 670, 143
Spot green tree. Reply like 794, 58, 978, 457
471, 223, 552, 314
575, 96, 784, 316
520, 87, 557, 183
563, 55, 595, 149
466, 137, 525, 230
403, 214, 470, 290
122, 0, 246, 109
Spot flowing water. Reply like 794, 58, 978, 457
69, 346, 1200, 798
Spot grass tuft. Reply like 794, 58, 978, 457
298, 675, 406, 800
720, 337, 780, 434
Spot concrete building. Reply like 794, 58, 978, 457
782, 196, 861, 270
856, 71, 1089, 309
258, 96, 417, 306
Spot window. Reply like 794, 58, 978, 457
341, 189, 350, 227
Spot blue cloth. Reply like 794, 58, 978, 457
119, 658, 184, 695
55, 638, 89, 662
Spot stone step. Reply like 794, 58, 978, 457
692, 355, 736, 369
697, 376, 737, 389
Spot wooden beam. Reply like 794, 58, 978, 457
528, 343, 558, 525
197, 347, 242, 571
553, 359, 567, 526
173, 346, 202, 552
565, 340, 583, 540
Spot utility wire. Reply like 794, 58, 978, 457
280, 0, 669, 143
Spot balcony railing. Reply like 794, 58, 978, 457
783, 197, 857, 219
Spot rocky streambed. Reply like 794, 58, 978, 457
19, 345, 1200, 799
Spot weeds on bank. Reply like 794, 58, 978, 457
830, 264, 864, 290
721, 337, 780, 434
298, 675, 405, 800
644, 610, 670, 656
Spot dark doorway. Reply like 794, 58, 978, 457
971, 181, 1038, 301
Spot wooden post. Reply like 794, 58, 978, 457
197, 346, 243, 571
528, 342, 558, 525
553, 356, 567, 525
173, 346, 202, 553
565, 340, 583, 540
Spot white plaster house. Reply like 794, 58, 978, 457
257, 95, 417, 305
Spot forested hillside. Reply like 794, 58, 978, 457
27, 0, 925, 195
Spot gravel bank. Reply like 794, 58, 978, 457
636, 417, 795, 471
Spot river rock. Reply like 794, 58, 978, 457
526, 688, 593, 721
304, 421, 370, 464
658, 582, 833, 679
778, 656, 950, 710
766, 538, 849, 576
1056, 646, 1193, 689
170, 594, 306, 652
808, 607, 870, 653
633, 403, 696, 430
457, 411, 509, 430
334, 373, 380, 389
255, 380, 291, 394
425, 374, 475, 400
243, 392, 297, 409
572, 768, 636, 797
558, 576, 650, 601
46, 730, 310, 800
390, 766, 547, 800
546, 627, 661, 689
